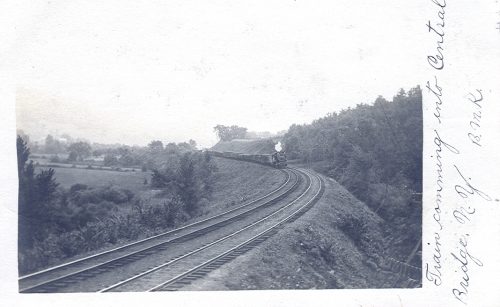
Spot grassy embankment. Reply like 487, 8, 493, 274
185, 172, 397, 290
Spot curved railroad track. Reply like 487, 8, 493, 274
19, 166, 323, 293
111, 168, 324, 292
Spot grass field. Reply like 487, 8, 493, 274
36, 156, 285, 202
36, 166, 151, 193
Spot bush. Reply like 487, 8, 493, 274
368, 183, 412, 222
49, 155, 61, 163
101, 186, 132, 204
338, 213, 383, 259
69, 183, 88, 194
70, 186, 134, 206
339, 215, 368, 246
134, 198, 188, 229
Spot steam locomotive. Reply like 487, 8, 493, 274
207, 150, 287, 169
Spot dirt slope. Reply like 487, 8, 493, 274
211, 138, 277, 154
184, 169, 400, 290
202, 157, 286, 214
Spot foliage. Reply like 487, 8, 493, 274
103, 154, 119, 166
148, 140, 164, 153
213, 124, 248, 141
44, 135, 66, 154
283, 87, 422, 192
67, 141, 92, 162
282, 87, 422, 259
150, 151, 217, 215
69, 185, 133, 206
18, 135, 218, 274
17, 136, 59, 249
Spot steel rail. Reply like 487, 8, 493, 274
19, 168, 299, 293
147, 168, 324, 292
99, 168, 315, 292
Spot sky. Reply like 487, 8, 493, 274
16, 0, 425, 148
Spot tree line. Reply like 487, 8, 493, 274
282, 86, 422, 262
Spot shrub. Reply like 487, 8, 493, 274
134, 197, 188, 229
101, 186, 130, 204
71, 189, 102, 206
339, 215, 368, 246
70, 186, 134, 206
49, 155, 61, 163
69, 183, 88, 194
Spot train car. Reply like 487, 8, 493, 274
206, 150, 287, 169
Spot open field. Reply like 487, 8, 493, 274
36, 166, 151, 193
36, 156, 284, 205
31, 153, 141, 172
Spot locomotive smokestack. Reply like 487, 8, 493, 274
275, 141, 282, 152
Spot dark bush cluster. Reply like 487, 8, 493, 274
150, 151, 217, 216
70, 185, 133, 206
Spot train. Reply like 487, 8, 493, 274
206, 150, 287, 169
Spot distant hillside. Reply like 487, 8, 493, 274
211, 138, 278, 154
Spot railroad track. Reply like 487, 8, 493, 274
101, 168, 324, 292
19, 167, 323, 293
19, 167, 309, 293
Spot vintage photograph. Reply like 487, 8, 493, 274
15, 1, 422, 293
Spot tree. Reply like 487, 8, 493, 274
67, 141, 92, 161
150, 168, 176, 188
17, 129, 30, 145
17, 136, 59, 249
197, 151, 218, 192
148, 140, 164, 153
176, 153, 199, 213
103, 154, 119, 166
118, 152, 135, 166
188, 139, 197, 150
213, 125, 248, 141
149, 150, 218, 216
44, 134, 65, 154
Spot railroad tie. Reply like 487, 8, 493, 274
94, 268, 109, 273
172, 280, 192, 285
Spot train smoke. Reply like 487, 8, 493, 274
275, 141, 282, 152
